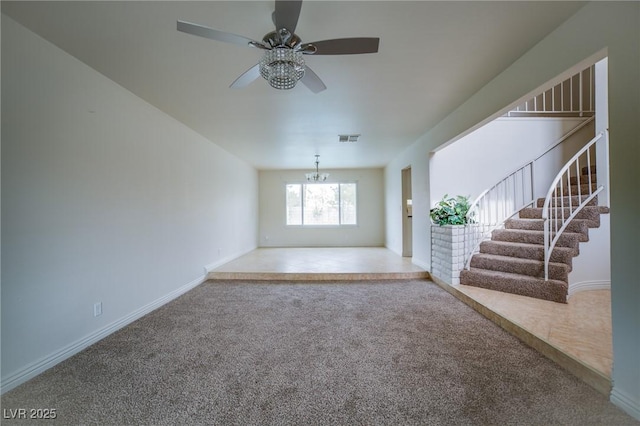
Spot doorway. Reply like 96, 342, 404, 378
401, 166, 412, 257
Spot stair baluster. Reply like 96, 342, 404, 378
542, 130, 607, 280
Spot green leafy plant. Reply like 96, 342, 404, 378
430, 194, 472, 225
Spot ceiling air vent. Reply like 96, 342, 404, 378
338, 134, 360, 143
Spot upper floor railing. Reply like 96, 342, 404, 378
505, 65, 595, 117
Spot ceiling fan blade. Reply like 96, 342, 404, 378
303, 38, 380, 55
230, 64, 262, 89
301, 66, 327, 93
274, 0, 303, 33
177, 20, 264, 48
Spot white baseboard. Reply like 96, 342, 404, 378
568, 280, 611, 298
1, 274, 206, 394
611, 387, 640, 421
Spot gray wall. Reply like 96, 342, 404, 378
385, 2, 639, 417
259, 168, 384, 247
1, 16, 259, 390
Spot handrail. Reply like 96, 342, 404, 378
462, 116, 595, 270
542, 130, 607, 280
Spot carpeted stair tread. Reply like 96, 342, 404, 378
505, 218, 545, 231
569, 183, 599, 193
570, 174, 598, 185
536, 195, 598, 208
492, 228, 581, 249
505, 218, 590, 241
469, 253, 570, 281
460, 268, 568, 303
519, 206, 601, 227
479, 240, 576, 266
581, 165, 596, 175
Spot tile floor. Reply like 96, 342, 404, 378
209, 247, 429, 280
210, 247, 612, 391
455, 284, 612, 378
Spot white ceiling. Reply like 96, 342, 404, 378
2, 1, 585, 170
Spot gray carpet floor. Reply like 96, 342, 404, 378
2, 279, 637, 425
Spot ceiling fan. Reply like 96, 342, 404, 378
177, 0, 380, 93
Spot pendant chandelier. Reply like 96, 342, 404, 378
306, 155, 329, 182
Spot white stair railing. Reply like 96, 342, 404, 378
542, 130, 607, 280
463, 116, 595, 269
506, 65, 595, 117
463, 165, 535, 269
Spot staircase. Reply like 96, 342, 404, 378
455, 65, 606, 304
460, 166, 609, 303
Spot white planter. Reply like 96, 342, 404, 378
431, 225, 466, 285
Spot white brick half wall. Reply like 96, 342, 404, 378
431, 225, 466, 285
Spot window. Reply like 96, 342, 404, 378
286, 183, 357, 226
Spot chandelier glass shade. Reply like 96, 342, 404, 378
259, 48, 305, 90
306, 155, 329, 182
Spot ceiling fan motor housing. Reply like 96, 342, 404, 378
262, 29, 301, 49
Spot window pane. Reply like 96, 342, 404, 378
286, 182, 357, 226
303, 183, 339, 225
286, 184, 302, 225
340, 183, 357, 225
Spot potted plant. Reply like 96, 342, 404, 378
430, 195, 472, 286
430, 194, 472, 225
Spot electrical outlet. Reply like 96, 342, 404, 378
93, 302, 102, 317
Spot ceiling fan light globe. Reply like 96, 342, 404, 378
259, 48, 305, 90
